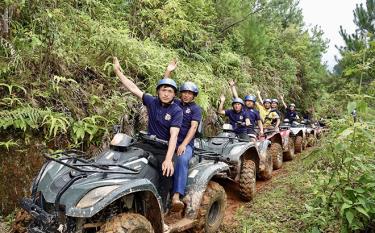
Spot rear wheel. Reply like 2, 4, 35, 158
270, 143, 283, 170
259, 150, 273, 180
283, 137, 295, 161
98, 213, 154, 233
239, 160, 256, 201
192, 181, 226, 233
295, 135, 303, 153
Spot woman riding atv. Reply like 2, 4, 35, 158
256, 91, 280, 130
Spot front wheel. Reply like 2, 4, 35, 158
192, 181, 227, 233
294, 135, 303, 153
239, 160, 256, 201
98, 213, 154, 233
283, 137, 295, 161
270, 143, 283, 170
258, 150, 273, 180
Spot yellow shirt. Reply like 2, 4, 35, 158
256, 103, 280, 127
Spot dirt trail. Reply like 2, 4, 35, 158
220, 166, 288, 228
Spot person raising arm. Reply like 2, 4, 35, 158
113, 57, 183, 209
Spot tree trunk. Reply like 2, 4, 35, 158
1, 5, 14, 38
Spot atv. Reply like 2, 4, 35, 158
279, 119, 296, 161
290, 121, 307, 153
20, 132, 230, 233
258, 127, 283, 170
195, 123, 271, 201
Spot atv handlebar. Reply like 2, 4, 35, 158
138, 132, 169, 145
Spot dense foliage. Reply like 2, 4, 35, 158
303, 1, 375, 232
0, 0, 329, 218
0, 0, 327, 147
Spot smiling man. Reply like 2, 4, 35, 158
164, 60, 202, 212
113, 57, 183, 211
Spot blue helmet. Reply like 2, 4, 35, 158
271, 98, 279, 104
156, 78, 178, 93
179, 81, 199, 96
263, 98, 272, 104
232, 97, 244, 106
244, 95, 256, 102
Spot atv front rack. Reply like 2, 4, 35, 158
43, 150, 140, 174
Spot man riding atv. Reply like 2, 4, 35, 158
163, 59, 202, 212
228, 80, 264, 141
217, 94, 251, 140
114, 57, 182, 212
280, 95, 300, 123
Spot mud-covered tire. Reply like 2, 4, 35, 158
239, 160, 256, 201
258, 151, 273, 180
269, 143, 283, 170
295, 135, 303, 153
283, 137, 295, 161
193, 181, 226, 233
307, 134, 316, 147
98, 213, 154, 233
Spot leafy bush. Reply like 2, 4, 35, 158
303, 100, 375, 232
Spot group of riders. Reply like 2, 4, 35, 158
113, 57, 302, 217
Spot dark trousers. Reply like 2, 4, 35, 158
134, 142, 173, 211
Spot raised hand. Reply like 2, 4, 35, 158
220, 94, 226, 102
228, 79, 235, 87
166, 59, 178, 72
113, 57, 123, 72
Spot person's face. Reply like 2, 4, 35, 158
271, 102, 278, 109
233, 103, 242, 112
158, 85, 175, 104
180, 91, 195, 103
245, 100, 255, 108
290, 106, 295, 111
264, 102, 271, 109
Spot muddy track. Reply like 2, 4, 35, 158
219, 168, 287, 227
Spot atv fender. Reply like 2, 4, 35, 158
279, 130, 291, 151
223, 142, 258, 163
183, 161, 229, 219
257, 139, 271, 168
66, 179, 161, 217
290, 128, 305, 138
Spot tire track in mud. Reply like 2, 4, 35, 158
219, 163, 290, 229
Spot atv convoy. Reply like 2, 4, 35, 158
195, 124, 271, 201
20, 132, 229, 233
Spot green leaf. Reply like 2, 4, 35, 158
355, 207, 370, 219
345, 210, 354, 226
347, 101, 357, 114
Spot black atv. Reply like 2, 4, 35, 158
195, 124, 271, 201
20, 132, 230, 233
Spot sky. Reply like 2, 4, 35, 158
299, 0, 366, 70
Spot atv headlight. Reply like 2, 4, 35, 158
76, 185, 120, 208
